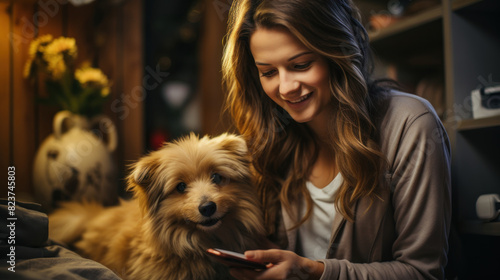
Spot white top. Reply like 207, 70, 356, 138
297, 173, 343, 260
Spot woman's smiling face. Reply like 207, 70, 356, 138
250, 27, 332, 125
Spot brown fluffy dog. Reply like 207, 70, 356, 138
49, 133, 266, 280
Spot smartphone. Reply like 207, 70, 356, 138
206, 248, 267, 270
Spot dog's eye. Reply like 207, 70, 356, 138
176, 182, 187, 193
211, 173, 224, 185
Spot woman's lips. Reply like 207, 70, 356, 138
288, 92, 311, 104
285, 92, 312, 106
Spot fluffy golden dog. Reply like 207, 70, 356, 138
49, 133, 266, 280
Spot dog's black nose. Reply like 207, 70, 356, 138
199, 201, 217, 217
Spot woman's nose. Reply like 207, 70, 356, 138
279, 72, 300, 97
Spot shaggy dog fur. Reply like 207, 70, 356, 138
49, 133, 266, 280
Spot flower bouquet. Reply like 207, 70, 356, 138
24, 35, 110, 117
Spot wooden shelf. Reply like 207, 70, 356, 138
0, 0, 37, 3
368, 5, 443, 43
457, 116, 500, 131
452, 0, 483, 10
452, 0, 500, 12
460, 220, 500, 236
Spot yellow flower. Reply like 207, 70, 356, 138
24, 35, 54, 78
41, 37, 77, 80
43, 37, 77, 59
75, 67, 110, 96
101, 86, 110, 97
24, 35, 110, 117
28, 34, 53, 58
46, 55, 67, 80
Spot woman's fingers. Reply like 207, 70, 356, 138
245, 249, 284, 263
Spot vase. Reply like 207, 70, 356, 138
33, 110, 118, 212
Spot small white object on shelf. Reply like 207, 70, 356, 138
476, 193, 500, 221
68, 0, 96, 6
472, 85, 500, 119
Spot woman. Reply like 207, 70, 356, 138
222, 0, 451, 279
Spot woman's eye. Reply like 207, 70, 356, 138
260, 69, 276, 77
211, 173, 226, 185
293, 61, 312, 70
176, 182, 187, 193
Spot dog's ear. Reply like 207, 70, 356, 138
127, 155, 159, 192
214, 133, 248, 157
126, 154, 162, 215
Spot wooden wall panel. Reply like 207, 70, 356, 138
98, 5, 123, 183
66, 3, 95, 66
121, 0, 144, 162
0, 2, 12, 191
200, 0, 232, 135
12, 1, 36, 198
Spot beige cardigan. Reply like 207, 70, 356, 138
278, 92, 452, 280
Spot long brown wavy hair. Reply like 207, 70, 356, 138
222, 0, 390, 237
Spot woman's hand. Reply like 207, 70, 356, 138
229, 249, 324, 280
